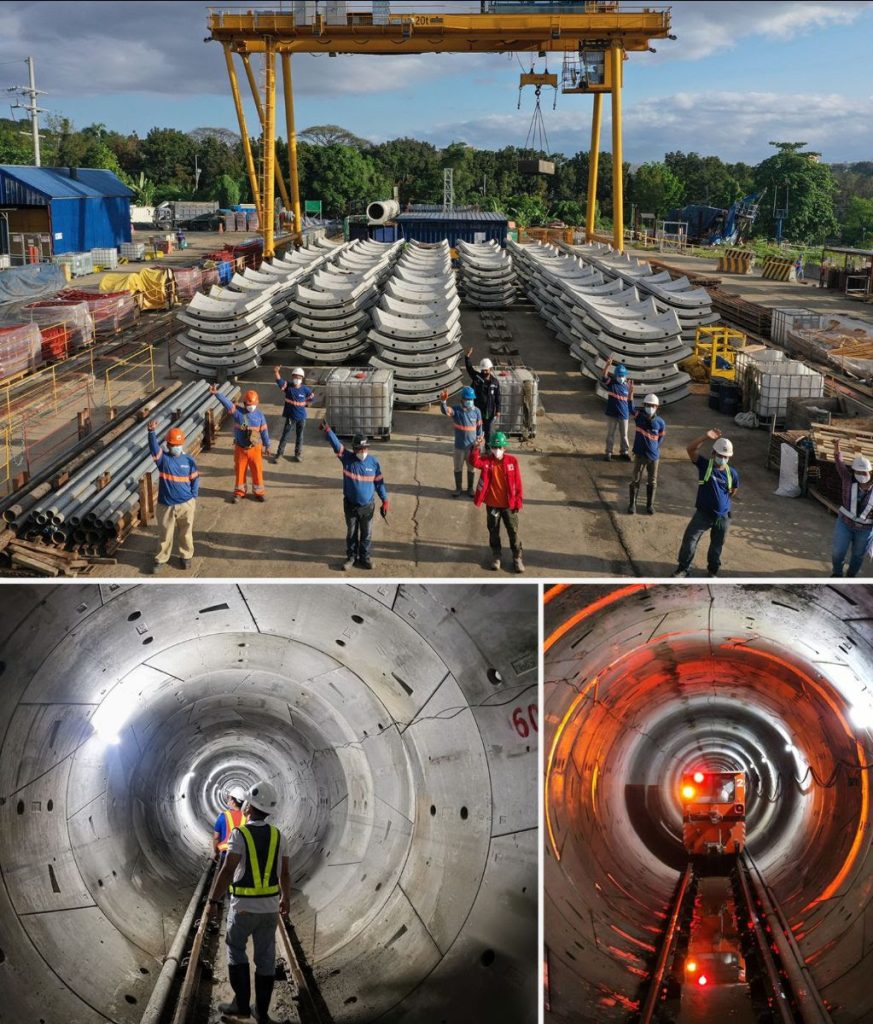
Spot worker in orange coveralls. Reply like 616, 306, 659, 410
210, 383, 271, 502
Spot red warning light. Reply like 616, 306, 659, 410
698, 974, 709, 987
693, 771, 705, 784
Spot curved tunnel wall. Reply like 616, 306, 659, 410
544, 583, 873, 1024
0, 583, 538, 1024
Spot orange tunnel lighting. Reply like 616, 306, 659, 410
686, 960, 698, 973
682, 785, 696, 800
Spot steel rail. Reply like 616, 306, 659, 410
638, 862, 694, 1024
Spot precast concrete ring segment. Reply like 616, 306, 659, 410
543, 583, 873, 1024
0, 583, 538, 1024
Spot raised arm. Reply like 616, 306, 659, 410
147, 420, 162, 462
320, 419, 344, 456
687, 428, 720, 463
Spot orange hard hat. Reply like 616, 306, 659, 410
243, 389, 259, 404
167, 427, 185, 446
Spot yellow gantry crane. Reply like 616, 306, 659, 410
208, 3, 672, 256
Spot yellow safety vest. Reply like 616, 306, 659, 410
699, 458, 733, 490
229, 824, 280, 897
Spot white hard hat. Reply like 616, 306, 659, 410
713, 437, 733, 457
479, 358, 494, 371
245, 779, 279, 814
290, 367, 304, 379
643, 393, 660, 407
852, 455, 872, 473
227, 786, 246, 805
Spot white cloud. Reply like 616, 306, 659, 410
424, 90, 873, 164
653, 0, 873, 61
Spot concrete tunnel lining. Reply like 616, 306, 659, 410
544, 583, 873, 1024
0, 582, 538, 1024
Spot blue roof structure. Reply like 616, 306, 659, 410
0, 166, 134, 203
396, 210, 508, 222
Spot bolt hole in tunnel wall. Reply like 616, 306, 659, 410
543, 583, 873, 1024
0, 582, 538, 1023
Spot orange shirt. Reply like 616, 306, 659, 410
486, 459, 510, 508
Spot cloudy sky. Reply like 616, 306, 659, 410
1, 0, 872, 163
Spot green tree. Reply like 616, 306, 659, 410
216, 173, 241, 209
0, 117, 33, 163
506, 194, 551, 228
753, 141, 838, 242
193, 134, 244, 201
299, 143, 389, 217
300, 124, 369, 148
628, 162, 684, 218
369, 138, 441, 205
842, 196, 873, 246
664, 151, 742, 208
140, 128, 197, 193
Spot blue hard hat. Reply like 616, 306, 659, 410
461, 386, 476, 401
615, 364, 628, 376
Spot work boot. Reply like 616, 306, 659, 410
514, 555, 525, 574
489, 555, 501, 571
255, 493, 266, 502
627, 484, 638, 515
356, 557, 373, 570
218, 963, 251, 1019
270, 453, 280, 465
342, 557, 355, 571
621, 451, 633, 462
453, 471, 463, 498
671, 568, 689, 578
254, 973, 278, 1024
603, 453, 612, 462
294, 451, 302, 462
229, 495, 241, 504
179, 557, 192, 570
150, 560, 165, 575
646, 484, 656, 515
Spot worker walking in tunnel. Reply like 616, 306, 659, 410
469, 431, 524, 573
320, 419, 389, 571
438, 386, 483, 497
831, 438, 873, 577
147, 419, 199, 574
465, 348, 501, 446
601, 357, 633, 461
209, 384, 271, 503
213, 786, 247, 863
207, 780, 290, 1024
627, 392, 666, 515
272, 365, 314, 463
672, 429, 740, 578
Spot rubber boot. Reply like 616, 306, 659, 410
218, 963, 252, 1018
254, 973, 278, 1024
646, 484, 656, 515
452, 471, 463, 498
466, 472, 475, 498
627, 483, 637, 515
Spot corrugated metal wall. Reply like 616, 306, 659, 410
0, 171, 49, 207
398, 219, 508, 247
50, 197, 132, 253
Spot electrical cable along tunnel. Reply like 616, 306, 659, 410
0, 583, 538, 1023
544, 584, 873, 1024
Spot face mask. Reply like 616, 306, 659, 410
355, 451, 367, 462
492, 448, 505, 460
644, 406, 657, 418
464, 400, 475, 409
169, 445, 183, 457
856, 473, 871, 485
291, 378, 302, 386
245, 404, 257, 413
616, 376, 627, 384
714, 455, 728, 467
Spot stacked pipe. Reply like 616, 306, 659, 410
368, 240, 463, 405
569, 242, 718, 341
175, 245, 341, 376
510, 240, 691, 404
289, 239, 401, 364
8, 380, 237, 551
456, 240, 517, 308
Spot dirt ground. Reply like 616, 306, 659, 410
87, 252, 871, 579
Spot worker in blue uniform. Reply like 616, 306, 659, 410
439, 385, 483, 497
147, 420, 199, 573
673, 429, 740, 577
601, 357, 633, 461
272, 365, 314, 463
628, 392, 666, 515
320, 419, 389, 571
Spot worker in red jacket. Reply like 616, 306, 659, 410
468, 430, 524, 573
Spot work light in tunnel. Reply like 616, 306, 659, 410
544, 583, 873, 1024
0, 583, 538, 1024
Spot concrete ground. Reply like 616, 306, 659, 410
96, 291, 871, 580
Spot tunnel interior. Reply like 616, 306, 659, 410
0, 582, 537, 1024
544, 584, 873, 1024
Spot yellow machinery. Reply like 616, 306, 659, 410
694, 326, 747, 381
208, 4, 672, 256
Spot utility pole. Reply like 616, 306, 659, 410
8, 57, 46, 166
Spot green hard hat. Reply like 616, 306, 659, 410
490, 431, 508, 448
